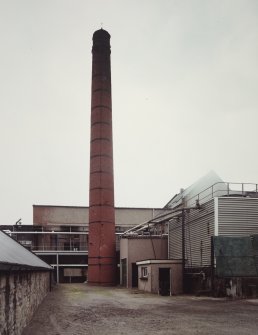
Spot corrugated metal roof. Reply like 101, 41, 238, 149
0, 231, 52, 270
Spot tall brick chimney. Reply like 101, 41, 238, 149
88, 29, 116, 285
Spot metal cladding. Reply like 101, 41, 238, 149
88, 29, 116, 285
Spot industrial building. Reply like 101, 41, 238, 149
2, 26, 258, 299
1, 29, 167, 287
1, 205, 164, 284
129, 171, 258, 297
166, 171, 258, 297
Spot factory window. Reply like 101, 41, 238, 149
141, 266, 148, 278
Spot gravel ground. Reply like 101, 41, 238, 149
22, 284, 258, 335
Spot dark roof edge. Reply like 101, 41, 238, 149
0, 261, 52, 271
121, 235, 168, 239
1, 230, 52, 269
33, 204, 164, 210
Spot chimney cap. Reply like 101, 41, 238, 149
93, 28, 110, 40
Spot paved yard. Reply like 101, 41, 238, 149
23, 284, 258, 335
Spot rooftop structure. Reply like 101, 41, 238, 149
166, 170, 258, 209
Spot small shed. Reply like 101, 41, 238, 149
136, 259, 183, 296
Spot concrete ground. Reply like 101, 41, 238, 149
23, 284, 258, 335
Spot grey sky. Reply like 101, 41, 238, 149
0, 0, 257, 225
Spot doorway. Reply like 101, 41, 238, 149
159, 268, 170, 296
121, 258, 127, 287
132, 263, 138, 287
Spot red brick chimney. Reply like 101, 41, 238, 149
88, 29, 116, 285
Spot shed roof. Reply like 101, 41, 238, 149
0, 231, 52, 271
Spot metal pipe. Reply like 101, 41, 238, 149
56, 253, 59, 284
182, 209, 185, 292
211, 236, 215, 295
7, 231, 88, 234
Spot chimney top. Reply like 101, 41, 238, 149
92, 29, 111, 53
93, 28, 110, 40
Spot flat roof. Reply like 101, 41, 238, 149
121, 235, 167, 239
33, 204, 163, 210
136, 259, 182, 265
0, 231, 52, 271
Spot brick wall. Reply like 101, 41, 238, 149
0, 270, 50, 335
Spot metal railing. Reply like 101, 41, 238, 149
23, 244, 88, 252
168, 182, 258, 209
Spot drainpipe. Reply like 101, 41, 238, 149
211, 236, 215, 295
168, 222, 170, 259
49, 271, 52, 292
182, 208, 185, 292
56, 253, 59, 284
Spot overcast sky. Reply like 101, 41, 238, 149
0, 0, 257, 225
